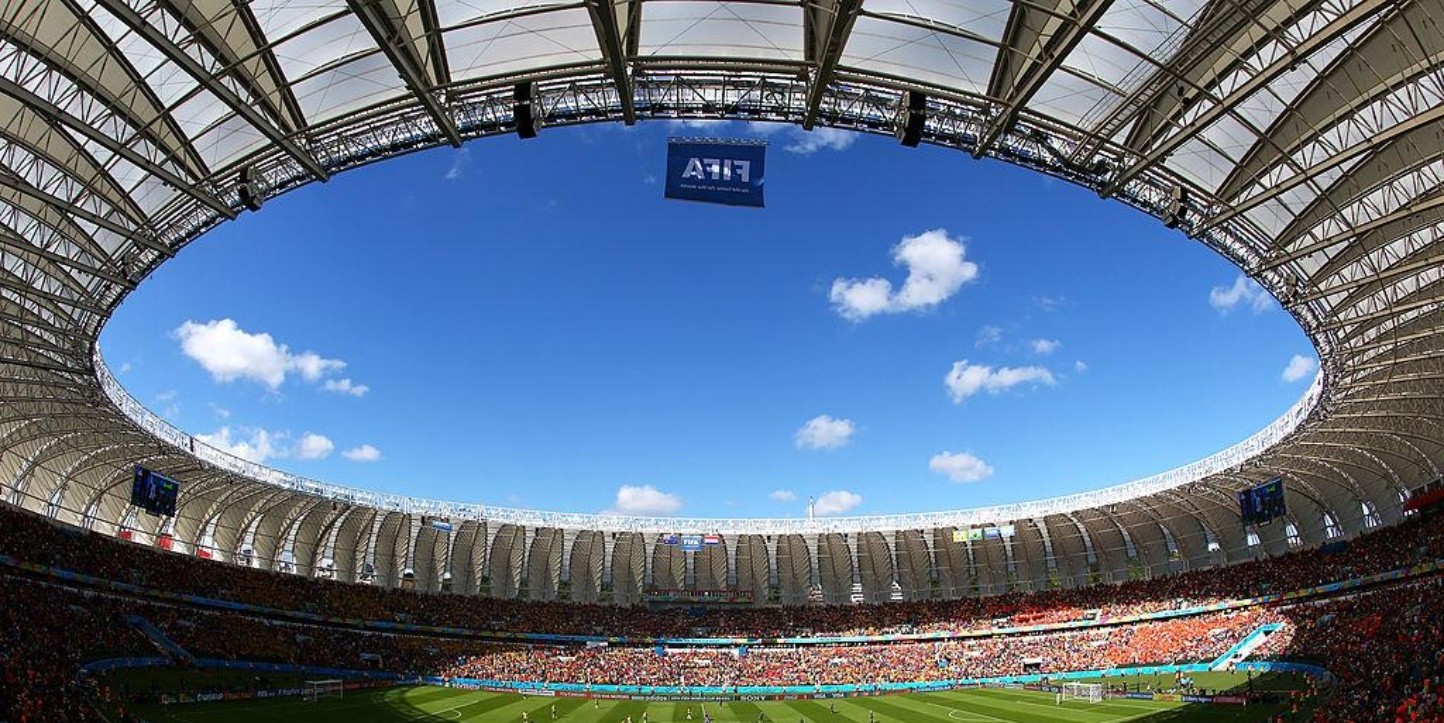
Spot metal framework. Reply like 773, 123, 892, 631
0, 0, 1440, 603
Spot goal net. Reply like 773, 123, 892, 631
1060, 682, 1104, 703
303, 679, 344, 702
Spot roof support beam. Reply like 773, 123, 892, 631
0, 228, 133, 288
0, 272, 101, 316
1102, 0, 1393, 196
91, 0, 330, 181
0, 77, 235, 222
974, 0, 1116, 157
1305, 250, 1444, 306
0, 175, 174, 260
347, 0, 463, 146
1199, 103, 1444, 239
587, 0, 637, 124
802, 0, 865, 129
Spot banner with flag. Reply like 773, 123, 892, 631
999, 524, 1016, 538
983, 527, 1002, 540
703, 534, 721, 546
951, 529, 965, 543
967, 528, 984, 541
662, 533, 680, 546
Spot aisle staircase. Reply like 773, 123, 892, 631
125, 614, 195, 664
1210, 623, 1283, 671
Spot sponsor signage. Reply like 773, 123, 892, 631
664, 138, 767, 208
681, 535, 704, 552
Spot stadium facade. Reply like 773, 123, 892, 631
0, 0, 1439, 604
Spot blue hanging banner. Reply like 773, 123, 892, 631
664, 138, 767, 208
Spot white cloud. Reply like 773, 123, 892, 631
173, 319, 347, 390
196, 427, 282, 464
769, 489, 797, 502
322, 378, 370, 397
296, 433, 334, 460
118, 362, 133, 374
945, 360, 1056, 403
444, 148, 471, 181
342, 444, 382, 462
611, 484, 682, 515
813, 490, 862, 516
1035, 295, 1064, 312
794, 415, 856, 450
785, 127, 857, 155
1282, 354, 1316, 383
830, 229, 980, 321
290, 351, 345, 382
154, 390, 179, 418
1074, 360, 1089, 374
1030, 338, 1061, 355
929, 451, 994, 483
975, 325, 1003, 348
1209, 275, 1273, 314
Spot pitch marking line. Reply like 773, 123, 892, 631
922, 697, 1018, 723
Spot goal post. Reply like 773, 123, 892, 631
1060, 682, 1104, 704
303, 679, 344, 702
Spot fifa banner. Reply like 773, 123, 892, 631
681, 535, 704, 552
665, 138, 766, 208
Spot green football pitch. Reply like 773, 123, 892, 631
125, 677, 1308, 723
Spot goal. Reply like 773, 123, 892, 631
302, 679, 344, 702
1059, 682, 1104, 704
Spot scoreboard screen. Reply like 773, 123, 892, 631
1239, 478, 1287, 525
131, 465, 180, 517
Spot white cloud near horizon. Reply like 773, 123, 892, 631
296, 432, 334, 460
945, 360, 1056, 403
929, 451, 994, 483
975, 325, 1003, 348
1282, 354, 1317, 382
322, 378, 369, 397
610, 484, 683, 515
785, 127, 857, 154
1209, 275, 1272, 314
830, 229, 979, 321
1030, 338, 1061, 355
342, 444, 382, 462
173, 319, 359, 392
769, 489, 797, 502
813, 490, 862, 516
794, 415, 856, 450
196, 427, 282, 464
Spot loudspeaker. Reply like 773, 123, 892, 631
1163, 185, 1186, 229
898, 90, 926, 148
513, 82, 541, 139
238, 166, 262, 212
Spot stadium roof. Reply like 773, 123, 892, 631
0, 0, 1441, 594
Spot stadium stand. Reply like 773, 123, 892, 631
3, 502, 1444, 720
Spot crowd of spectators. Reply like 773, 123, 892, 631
440, 607, 1282, 687
3, 502, 1444, 721
1250, 576, 1444, 722
3, 504, 1442, 642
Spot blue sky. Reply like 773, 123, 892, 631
99, 121, 1317, 519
